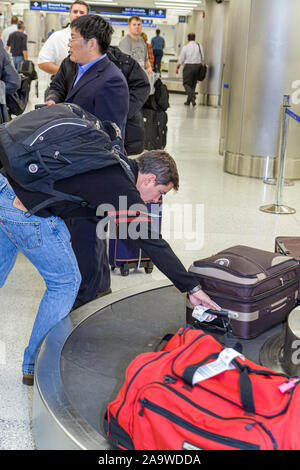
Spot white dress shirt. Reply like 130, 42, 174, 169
1, 24, 18, 47
38, 26, 70, 67
178, 41, 204, 65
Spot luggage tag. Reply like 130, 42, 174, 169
278, 378, 300, 393
192, 305, 219, 323
192, 348, 245, 385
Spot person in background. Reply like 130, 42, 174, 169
37, 0, 89, 77
0, 40, 20, 122
140, 32, 154, 70
5, 21, 27, 72
53, 14, 129, 310
176, 33, 204, 107
151, 29, 165, 74
1, 16, 18, 47
119, 16, 153, 74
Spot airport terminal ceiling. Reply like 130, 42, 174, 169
0, 0, 207, 21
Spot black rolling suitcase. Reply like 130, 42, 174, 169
142, 108, 168, 150
186, 245, 299, 339
109, 200, 162, 276
142, 75, 169, 150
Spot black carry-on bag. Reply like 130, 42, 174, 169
142, 76, 169, 150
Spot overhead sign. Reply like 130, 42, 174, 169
103, 17, 155, 27
30, 2, 166, 18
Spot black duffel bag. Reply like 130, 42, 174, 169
6, 74, 31, 116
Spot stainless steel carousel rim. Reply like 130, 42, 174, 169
33, 279, 173, 450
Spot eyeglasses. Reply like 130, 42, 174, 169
68, 37, 83, 43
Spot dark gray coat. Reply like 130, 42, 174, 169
0, 41, 20, 96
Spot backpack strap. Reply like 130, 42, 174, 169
182, 353, 220, 385
25, 189, 94, 216
232, 359, 288, 415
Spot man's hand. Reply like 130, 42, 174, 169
45, 100, 56, 106
189, 289, 221, 311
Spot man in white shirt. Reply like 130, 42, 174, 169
119, 16, 153, 74
176, 33, 204, 107
1, 16, 18, 48
37, 0, 89, 76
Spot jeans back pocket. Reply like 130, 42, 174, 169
0, 217, 42, 250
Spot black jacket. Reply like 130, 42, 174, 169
0, 42, 20, 96
8, 158, 199, 294
45, 46, 150, 155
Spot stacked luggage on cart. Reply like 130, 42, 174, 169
109, 199, 162, 276
142, 73, 169, 150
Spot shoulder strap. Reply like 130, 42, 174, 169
232, 359, 288, 415
197, 43, 203, 63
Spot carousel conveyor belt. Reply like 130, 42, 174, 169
33, 280, 292, 450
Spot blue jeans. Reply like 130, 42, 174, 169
153, 50, 163, 73
12, 56, 23, 72
0, 175, 81, 375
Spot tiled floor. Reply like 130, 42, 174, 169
0, 66, 299, 449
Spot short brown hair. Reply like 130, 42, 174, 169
128, 16, 141, 24
70, 1, 90, 13
136, 150, 179, 191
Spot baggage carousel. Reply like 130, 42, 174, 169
32, 280, 300, 450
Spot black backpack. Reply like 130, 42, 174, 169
144, 78, 169, 112
19, 60, 38, 81
0, 103, 134, 214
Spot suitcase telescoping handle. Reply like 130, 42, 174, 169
206, 309, 229, 318
205, 309, 239, 320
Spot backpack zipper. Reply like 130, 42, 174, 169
115, 351, 169, 421
138, 398, 261, 450
158, 381, 278, 449
115, 330, 201, 421
29, 122, 87, 146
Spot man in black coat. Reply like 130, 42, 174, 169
45, 45, 150, 156
0, 41, 20, 122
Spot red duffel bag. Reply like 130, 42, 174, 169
104, 326, 300, 450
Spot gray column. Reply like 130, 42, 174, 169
222, 0, 300, 179
23, 9, 41, 58
200, 0, 227, 107
45, 13, 61, 41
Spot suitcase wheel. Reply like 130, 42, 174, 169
144, 262, 153, 274
120, 266, 130, 276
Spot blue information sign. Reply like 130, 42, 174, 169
30, 2, 166, 18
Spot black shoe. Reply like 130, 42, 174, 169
23, 373, 34, 386
184, 101, 190, 106
71, 288, 112, 311
96, 288, 112, 299
192, 101, 196, 107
